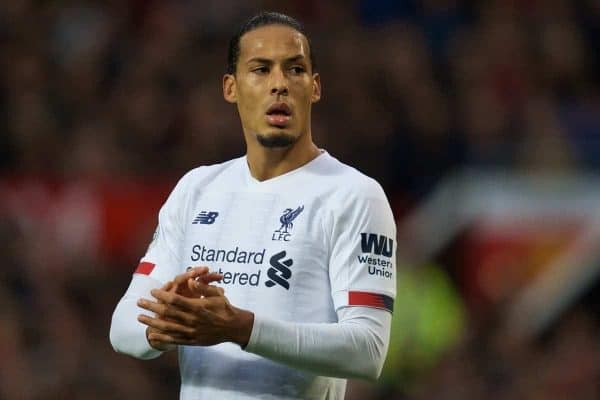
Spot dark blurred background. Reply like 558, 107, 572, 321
1, 0, 599, 399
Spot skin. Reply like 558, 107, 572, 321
137, 24, 322, 349
224, 24, 321, 181
137, 267, 253, 349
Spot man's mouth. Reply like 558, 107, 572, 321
266, 103, 292, 127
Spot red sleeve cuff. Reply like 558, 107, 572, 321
348, 291, 394, 313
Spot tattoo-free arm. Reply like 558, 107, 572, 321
244, 307, 392, 381
109, 274, 166, 359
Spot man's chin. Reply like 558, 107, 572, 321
256, 132, 297, 148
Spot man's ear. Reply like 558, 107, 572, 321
311, 73, 321, 103
223, 74, 237, 103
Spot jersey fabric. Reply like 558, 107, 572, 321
136, 151, 396, 399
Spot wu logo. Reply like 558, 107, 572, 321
360, 233, 394, 258
265, 251, 293, 290
192, 211, 219, 225
272, 205, 304, 242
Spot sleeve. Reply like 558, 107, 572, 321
328, 182, 397, 313
109, 274, 164, 359
109, 174, 189, 359
245, 306, 391, 380
134, 174, 189, 284
244, 181, 396, 380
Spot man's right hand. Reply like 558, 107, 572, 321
145, 267, 223, 351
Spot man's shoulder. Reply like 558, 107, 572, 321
319, 153, 387, 201
178, 156, 244, 187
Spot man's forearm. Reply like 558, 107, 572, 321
113, 272, 392, 380
110, 275, 164, 359
244, 307, 391, 380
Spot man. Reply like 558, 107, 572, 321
110, 11, 396, 400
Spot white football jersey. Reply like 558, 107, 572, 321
136, 151, 396, 400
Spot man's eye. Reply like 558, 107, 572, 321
253, 67, 269, 74
290, 66, 305, 74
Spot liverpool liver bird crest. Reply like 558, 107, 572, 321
276, 205, 304, 234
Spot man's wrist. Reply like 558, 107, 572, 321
231, 308, 255, 348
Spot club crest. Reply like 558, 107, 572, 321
272, 205, 304, 241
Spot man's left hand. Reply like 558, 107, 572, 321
137, 281, 254, 348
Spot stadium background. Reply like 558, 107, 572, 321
1, 0, 599, 399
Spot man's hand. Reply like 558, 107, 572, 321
141, 267, 224, 351
137, 277, 254, 348
171, 266, 224, 298
146, 281, 177, 351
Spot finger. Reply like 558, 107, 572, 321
186, 278, 224, 296
170, 268, 211, 294
137, 314, 195, 335
196, 272, 223, 284
148, 331, 196, 346
187, 278, 197, 295
203, 295, 229, 311
137, 299, 197, 324
186, 266, 210, 274
175, 267, 210, 285
161, 281, 174, 291
189, 280, 225, 297
150, 288, 199, 311
137, 298, 165, 314
147, 326, 190, 341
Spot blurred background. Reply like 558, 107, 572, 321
1, 0, 599, 399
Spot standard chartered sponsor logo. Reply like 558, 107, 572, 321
190, 245, 265, 264
189, 245, 294, 288
216, 267, 261, 286
265, 251, 293, 290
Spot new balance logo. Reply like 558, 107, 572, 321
265, 251, 293, 290
192, 211, 219, 225
360, 233, 393, 257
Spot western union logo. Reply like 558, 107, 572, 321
360, 233, 393, 258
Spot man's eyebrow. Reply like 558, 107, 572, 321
285, 55, 307, 63
246, 57, 273, 65
246, 55, 307, 64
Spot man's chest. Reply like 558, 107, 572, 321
182, 190, 326, 247
179, 190, 335, 319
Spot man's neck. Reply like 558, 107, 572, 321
246, 134, 321, 182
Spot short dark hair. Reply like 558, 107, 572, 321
226, 11, 316, 75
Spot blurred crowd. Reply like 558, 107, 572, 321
0, 0, 599, 399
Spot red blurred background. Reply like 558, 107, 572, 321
1, 1, 599, 399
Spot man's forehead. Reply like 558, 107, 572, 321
239, 25, 309, 61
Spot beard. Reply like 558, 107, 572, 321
256, 132, 297, 148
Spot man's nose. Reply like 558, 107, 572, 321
270, 68, 288, 96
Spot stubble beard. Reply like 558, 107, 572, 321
256, 132, 298, 148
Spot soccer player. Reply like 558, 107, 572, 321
110, 11, 396, 400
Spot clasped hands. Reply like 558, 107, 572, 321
137, 267, 254, 351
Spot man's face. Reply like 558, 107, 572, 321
223, 24, 321, 148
